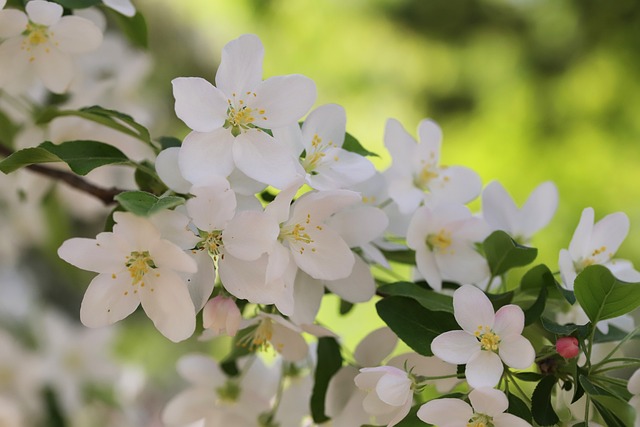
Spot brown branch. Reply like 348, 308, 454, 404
0, 145, 124, 205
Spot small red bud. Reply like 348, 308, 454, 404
556, 336, 580, 359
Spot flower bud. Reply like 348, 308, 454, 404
556, 336, 580, 359
202, 296, 241, 337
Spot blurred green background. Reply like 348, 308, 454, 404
130, 0, 640, 348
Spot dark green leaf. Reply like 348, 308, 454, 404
311, 337, 342, 423
521, 264, 557, 291
483, 230, 538, 276
376, 296, 458, 356
339, 299, 354, 315
594, 323, 640, 343
220, 327, 255, 376
40, 140, 130, 175
114, 191, 184, 216
159, 136, 182, 150
135, 161, 168, 195
109, 11, 148, 49
514, 372, 544, 382
377, 282, 454, 313
531, 375, 559, 426
380, 249, 416, 265
574, 265, 640, 324
342, 132, 379, 157
53, 0, 100, 8
486, 290, 514, 310
592, 397, 635, 427
540, 317, 590, 338
523, 285, 547, 326
0, 109, 20, 147
507, 393, 532, 423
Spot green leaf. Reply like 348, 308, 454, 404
380, 249, 416, 265
540, 317, 590, 338
486, 290, 514, 310
483, 230, 538, 276
531, 375, 559, 426
36, 106, 152, 145
342, 132, 379, 157
114, 191, 184, 216
134, 161, 169, 195
376, 296, 458, 356
0, 146, 61, 173
109, 11, 149, 49
591, 396, 635, 427
311, 337, 342, 423
377, 282, 454, 313
338, 299, 354, 315
574, 264, 640, 324
524, 284, 547, 326
593, 323, 640, 343
0, 109, 20, 147
507, 393, 532, 423
514, 372, 544, 382
53, 0, 100, 8
159, 136, 182, 150
220, 327, 254, 377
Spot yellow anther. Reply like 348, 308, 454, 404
125, 251, 155, 285
475, 325, 501, 352
427, 229, 452, 252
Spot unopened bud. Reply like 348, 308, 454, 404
202, 295, 241, 337
556, 336, 580, 359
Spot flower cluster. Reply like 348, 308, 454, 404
1, 4, 640, 426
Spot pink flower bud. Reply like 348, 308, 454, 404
556, 336, 580, 359
202, 296, 241, 337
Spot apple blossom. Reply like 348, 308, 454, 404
0, 0, 103, 94
482, 180, 558, 244
202, 295, 241, 337
418, 387, 531, 427
173, 34, 315, 189
102, 0, 136, 17
559, 207, 638, 289
431, 285, 535, 388
354, 366, 414, 427
58, 212, 197, 342
384, 118, 481, 214
407, 203, 490, 291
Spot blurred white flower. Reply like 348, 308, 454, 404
354, 366, 413, 427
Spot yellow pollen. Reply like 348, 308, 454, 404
427, 229, 452, 252
125, 250, 155, 285
475, 325, 501, 351
591, 246, 607, 256
414, 164, 439, 189
238, 318, 274, 352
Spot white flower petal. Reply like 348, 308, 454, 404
271, 321, 309, 362
0, 38, 31, 90
387, 176, 424, 215
519, 181, 558, 238
272, 123, 304, 157
251, 74, 316, 128
324, 254, 376, 303
387, 396, 413, 427
172, 77, 228, 132
51, 16, 102, 54
0, 10, 27, 37
493, 413, 532, 427
290, 271, 324, 326
150, 239, 197, 274
233, 130, 302, 189
493, 304, 525, 338
102, 0, 136, 16
469, 387, 508, 416
308, 149, 376, 190
431, 330, 479, 364
453, 285, 495, 333
427, 165, 482, 205
302, 104, 346, 149
437, 244, 490, 285
325, 366, 359, 417
327, 206, 388, 248
178, 129, 235, 185
569, 207, 594, 258
590, 212, 629, 263
162, 388, 217, 426
26, 0, 62, 26
0, 0, 6, 9
628, 368, 640, 394
384, 118, 416, 169
291, 189, 361, 223
35, 47, 73, 94
215, 33, 264, 96
186, 180, 236, 231
354, 327, 398, 367
465, 350, 503, 388
376, 371, 411, 406
80, 272, 139, 328
559, 248, 577, 289
417, 119, 442, 156
291, 227, 354, 281
417, 398, 473, 426
415, 246, 443, 291
112, 211, 160, 249
482, 180, 519, 233
139, 269, 195, 342
176, 354, 225, 387
184, 250, 216, 312
499, 335, 535, 369
58, 234, 125, 273
155, 147, 192, 194
223, 210, 279, 261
